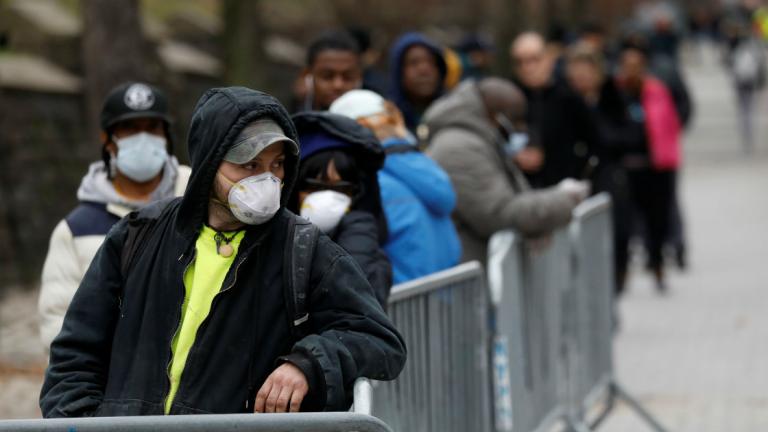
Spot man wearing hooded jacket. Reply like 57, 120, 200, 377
38, 82, 190, 350
40, 87, 406, 417
389, 32, 447, 135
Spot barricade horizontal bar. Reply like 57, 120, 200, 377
0, 412, 392, 432
388, 260, 484, 303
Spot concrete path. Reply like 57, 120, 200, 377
602, 42, 768, 431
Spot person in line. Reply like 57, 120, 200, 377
38, 82, 190, 350
330, 89, 461, 283
388, 32, 447, 136
565, 42, 642, 295
295, 31, 363, 112
423, 77, 589, 265
510, 31, 600, 188
288, 111, 393, 307
615, 40, 682, 293
40, 87, 406, 417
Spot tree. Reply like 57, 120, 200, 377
222, 0, 266, 89
81, 0, 155, 138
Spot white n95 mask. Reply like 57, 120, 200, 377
300, 190, 351, 233
114, 132, 168, 182
223, 172, 282, 225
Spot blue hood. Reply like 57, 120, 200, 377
388, 32, 447, 132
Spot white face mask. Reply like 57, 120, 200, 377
300, 190, 351, 233
114, 132, 168, 182
222, 172, 282, 225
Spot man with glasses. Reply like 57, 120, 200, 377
511, 32, 599, 188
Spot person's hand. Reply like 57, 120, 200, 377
513, 147, 545, 173
557, 178, 591, 204
254, 363, 309, 413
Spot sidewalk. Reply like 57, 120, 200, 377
601, 43, 768, 431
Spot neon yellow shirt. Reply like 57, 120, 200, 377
164, 226, 245, 414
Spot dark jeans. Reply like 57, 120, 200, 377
627, 169, 675, 271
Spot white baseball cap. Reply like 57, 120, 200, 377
329, 90, 387, 120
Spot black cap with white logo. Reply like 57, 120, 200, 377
99, 82, 171, 130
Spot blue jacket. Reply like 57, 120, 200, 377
378, 137, 461, 283
389, 33, 447, 134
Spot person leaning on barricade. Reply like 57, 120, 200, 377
38, 82, 191, 352
40, 87, 406, 417
424, 77, 590, 264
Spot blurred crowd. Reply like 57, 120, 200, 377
33, 0, 768, 417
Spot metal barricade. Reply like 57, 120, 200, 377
566, 194, 668, 432
371, 261, 493, 432
0, 412, 390, 432
488, 229, 571, 432
566, 193, 615, 421
0, 379, 389, 432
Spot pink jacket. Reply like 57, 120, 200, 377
642, 77, 682, 171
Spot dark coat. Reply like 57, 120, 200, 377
40, 87, 406, 417
332, 210, 392, 308
519, 81, 600, 187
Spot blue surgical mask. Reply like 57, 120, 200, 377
504, 132, 529, 156
113, 132, 168, 182
495, 113, 529, 156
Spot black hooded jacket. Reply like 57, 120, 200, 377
290, 112, 392, 308
40, 87, 406, 417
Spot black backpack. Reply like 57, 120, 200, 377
120, 209, 320, 339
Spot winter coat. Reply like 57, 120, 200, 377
518, 80, 600, 187
378, 137, 461, 283
389, 33, 447, 134
333, 210, 392, 307
40, 87, 406, 417
424, 81, 578, 265
38, 158, 190, 349
640, 77, 682, 171
290, 112, 393, 307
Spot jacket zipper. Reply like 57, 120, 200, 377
163, 246, 253, 412
164, 250, 196, 413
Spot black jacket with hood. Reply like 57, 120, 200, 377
40, 87, 406, 417
290, 112, 392, 308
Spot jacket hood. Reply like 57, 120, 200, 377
77, 157, 180, 210
291, 111, 387, 243
177, 87, 300, 237
388, 33, 448, 129
423, 80, 498, 145
291, 111, 385, 171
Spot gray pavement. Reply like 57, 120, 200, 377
601, 42, 768, 431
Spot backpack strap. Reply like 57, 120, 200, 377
283, 217, 321, 339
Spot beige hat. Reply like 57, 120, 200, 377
224, 118, 298, 163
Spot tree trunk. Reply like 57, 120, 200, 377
222, 0, 265, 90
81, 0, 152, 139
